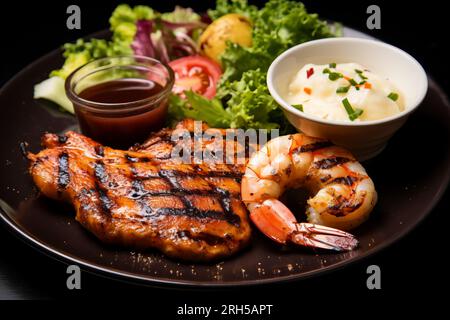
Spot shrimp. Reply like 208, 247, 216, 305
241, 133, 377, 251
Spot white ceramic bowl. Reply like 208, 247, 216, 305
267, 37, 428, 160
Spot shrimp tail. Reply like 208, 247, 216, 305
249, 199, 358, 251
290, 223, 359, 251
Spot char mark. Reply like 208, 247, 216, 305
158, 169, 241, 226
125, 153, 151, 163
96, 183, 113, 214
93, 160, 114, 215
95, 145, 104, 157
57, 152, 70, 190
214, 187, 241, 225
130, 179, 148, 199
155, 207, 240, 225
314, 157, 352, 169
176, 169, 242, 180
94, 161, 108, 184
58, 135, 68, 144
125, 154, 138, 163
327, 200, 363, 217
297, 141, 333, 153
127, 160, 154, 217
328, 176, 359, 186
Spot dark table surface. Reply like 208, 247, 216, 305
1, 0, 448, 305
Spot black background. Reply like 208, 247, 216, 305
0, 0, 448, 309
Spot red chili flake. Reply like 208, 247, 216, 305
304, 87, 312, 95
306, 67, 314, 79
364, 82, 372, 89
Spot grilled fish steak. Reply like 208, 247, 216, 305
27, 122, 252, 261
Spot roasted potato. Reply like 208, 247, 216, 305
199, 13, 252, 64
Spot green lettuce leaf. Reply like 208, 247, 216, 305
219, 0, 336, 83
169, 92, 231, 128
171, 0, 336, 132
161, 6, 201, 22
208, 0, 258, 20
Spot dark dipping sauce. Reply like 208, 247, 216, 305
74, 78, 168, 149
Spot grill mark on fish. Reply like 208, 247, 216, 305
158, 170, 198, 213
127, 164, 154, 218
158, 169, 241, 226
155, 207, 232, 221
125, 154, 139, 163
296, 141, 333, 153
77, 188, 92, 212
214, 187, 241, 226
58, 135, 68, 144
96, 183, 114, 214
130, 188, 240, 199
94, 161, 108, 184
93, 160, 113, 215
95, 145, 104, 157
57, 152, 70, 190
154, 169, 242, 180
123, 154, 155, 163
314, 157, 352, 169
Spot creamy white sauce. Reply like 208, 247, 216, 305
285, 63, 404, 122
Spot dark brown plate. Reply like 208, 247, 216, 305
0, 27, 449, 287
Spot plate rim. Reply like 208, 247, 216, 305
1, 27, 449, 287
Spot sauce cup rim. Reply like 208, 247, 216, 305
65, 55, 175, 114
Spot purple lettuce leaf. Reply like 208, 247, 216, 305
131, 20, 156, 57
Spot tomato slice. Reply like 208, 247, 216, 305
169, 56, 222, 99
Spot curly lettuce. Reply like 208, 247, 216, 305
171, 0, 338, 132
208, 0, 258, 20
161, 6, 201, 23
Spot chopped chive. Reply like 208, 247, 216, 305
347, 78, 358, 86
342, 98, 363, 121
329, 62, 337, 68
359, 80, 366, 85
328, 72, 343, 81
388, 92, 399, 101
336, 86, 350, 94
355, 69, 368, 80
323, 68, 331, 74
292, 104, 304, 112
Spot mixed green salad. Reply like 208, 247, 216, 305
34, 0, 339, 133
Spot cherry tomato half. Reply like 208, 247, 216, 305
169, 56, 222, 99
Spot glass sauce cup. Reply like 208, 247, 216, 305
65, 56, 174, 149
